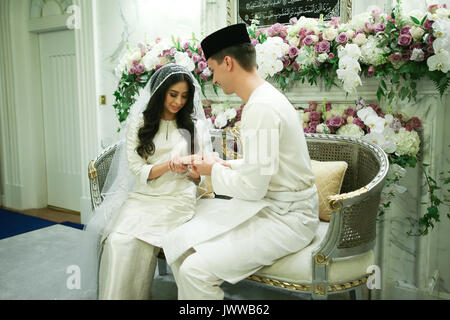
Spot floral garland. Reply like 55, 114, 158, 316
113, 2, 449, 125
247, 0, 450, 102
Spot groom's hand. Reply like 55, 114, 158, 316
191, 155, 231, 176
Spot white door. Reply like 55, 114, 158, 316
39, 30, 81, 211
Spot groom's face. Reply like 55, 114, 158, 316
207, 57, 233, 95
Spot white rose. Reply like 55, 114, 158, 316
174, 51, 195, 72
318, 53, 328, 63
384, 114, 394, 126
410, 48, 425, 61
346, 29, 355, 39
126, 50, 141, 65
310, 35, 319, 44
288, 36, 300, 47
316, 123, 331, 134
115, 63, 125, 77
353, 33, 367, 46
141, 52, 159, 71
202, 67, 212, 77
323, 27, 338, 41
303, 111, 311, 122
409, 26, 425, 41
336, 124, 365, 138
224, 108, 237, 121
436, 8, 450, 19
214, 113, 228, 129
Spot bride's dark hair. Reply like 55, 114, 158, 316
136, 73, 196, 159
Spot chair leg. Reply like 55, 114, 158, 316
157, 258, 167, 276
349, 286, 363, 300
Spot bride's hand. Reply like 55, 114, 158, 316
168, 156, 188, 174
178, 154, 202, 165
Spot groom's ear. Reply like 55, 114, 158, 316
224, 56, 233, 71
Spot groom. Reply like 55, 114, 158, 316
162, 23, 319, 299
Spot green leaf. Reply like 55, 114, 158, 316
420, 15, 427, 26
410, 16, 420, 25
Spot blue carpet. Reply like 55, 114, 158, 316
0, 208, 84, 240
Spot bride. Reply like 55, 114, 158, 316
85, 63, 225, 300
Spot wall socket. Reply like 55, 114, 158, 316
100, 95, 107, 105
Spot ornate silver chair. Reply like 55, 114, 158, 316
221, 131, 389, 300
88, 131, 389, 300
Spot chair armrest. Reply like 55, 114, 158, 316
88, 160, 103, 209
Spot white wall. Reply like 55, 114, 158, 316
95, 0, 202, 148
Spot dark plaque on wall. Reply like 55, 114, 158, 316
238, 0, 342, 26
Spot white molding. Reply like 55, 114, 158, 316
73, 0, 99, 223
202, 78, 447, 105
28, 13, 71, 33
0, 0, 22, 209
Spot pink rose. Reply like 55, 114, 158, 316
337, 32, 348, 44
310, 111, 321, 122
292, 61, 299, 72
368, 66, 375, 76
314, 40, 331, 53
400, 26, 412, 34
364, 22, 375, 33
353, 118, 365, 129
428, 4, 438, 14
309, 101, 318, 110
424, 19, 434, 30
326, 102, 332, 111
272, 23, 282, 33
289, 46, 299, 58
426, 34, 436, 45
198, 61, 208, 71
303, 35, 314, 46
375, 22, 386, 32
398, 34, 412, 46
406, 117, 422, 129
402, 50, 412, 61
344, 108, 356, 117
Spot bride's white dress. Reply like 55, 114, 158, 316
103, 115, 198, 247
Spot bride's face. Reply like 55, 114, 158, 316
163, 81, 189, 119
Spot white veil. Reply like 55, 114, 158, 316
77, 63, 213, 298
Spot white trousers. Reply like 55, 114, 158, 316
170, 249, 225, 300
98, 232, 160, 300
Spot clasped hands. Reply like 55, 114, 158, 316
168, 154, 231, 177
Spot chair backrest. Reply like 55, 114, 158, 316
305, 133, 388, 258
88, 142, 121, 209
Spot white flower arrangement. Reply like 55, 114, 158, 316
255, 36, 289, 79
336, 123, 365, 138
336, 44, 362, 94
427, 19, 450, 73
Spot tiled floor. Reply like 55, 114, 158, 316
2, 206, 81, 224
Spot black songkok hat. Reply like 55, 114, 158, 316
200, 23, 251, 60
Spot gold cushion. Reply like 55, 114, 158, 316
197, 176, 215, 199
311, 160, 348, 222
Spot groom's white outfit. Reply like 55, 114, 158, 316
162, 80, 319, 299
